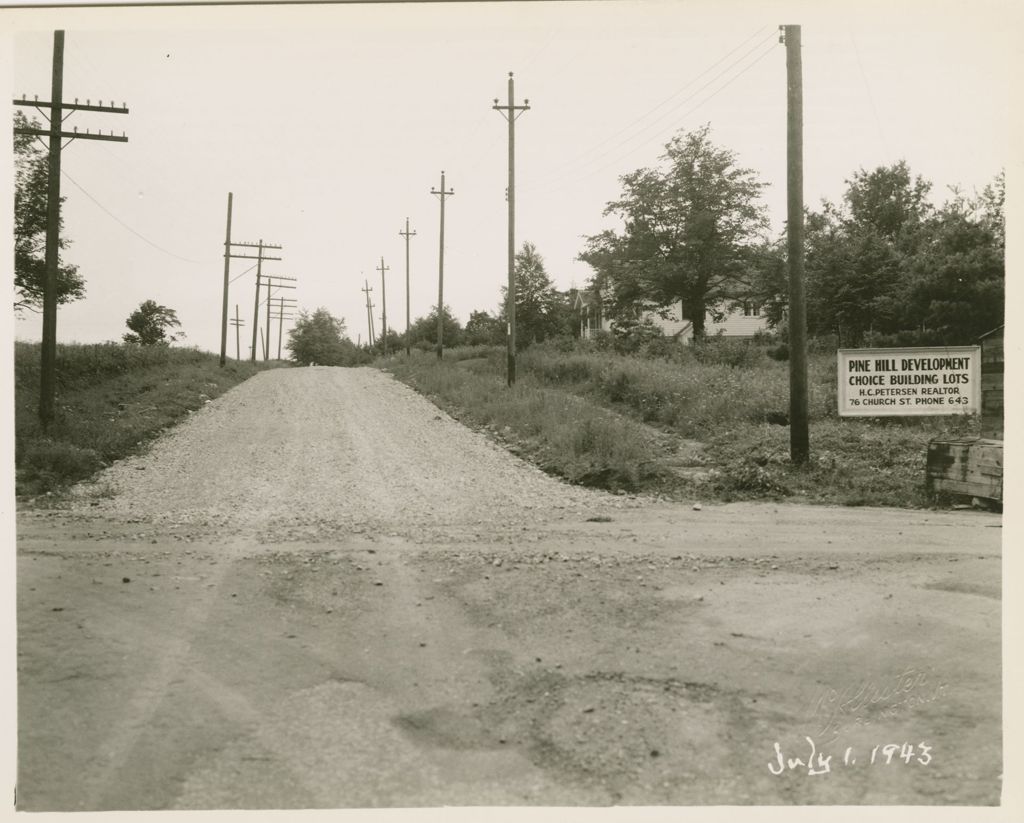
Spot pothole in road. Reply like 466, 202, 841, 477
390, 667, 749, 802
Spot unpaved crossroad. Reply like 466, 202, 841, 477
16, 367, 1002, 809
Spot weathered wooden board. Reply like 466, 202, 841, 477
980, 327, 1003, 439
926, 437, 1002, 502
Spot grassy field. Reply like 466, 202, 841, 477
14, 342, 272, 497
382, 341, 982, 508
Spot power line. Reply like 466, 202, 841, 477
525, 30, 779, 196
61, 168, 211, 264
547, 25, 774, 177
528, 38, 779, 198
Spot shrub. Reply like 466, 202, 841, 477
18, 440, 103, 491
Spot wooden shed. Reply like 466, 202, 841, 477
925, 325, 1004, 505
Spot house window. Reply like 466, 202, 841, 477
743, 302, 761, 317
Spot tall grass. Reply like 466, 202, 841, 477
384, 339, 983, 507
15, 341, 271, 495
386, 353, 671, 492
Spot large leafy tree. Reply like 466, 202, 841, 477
499, 242, 567, 347
286, 308, 362, 365
13, 111, 85, 312
580, 124, 769, 340
405, 304, 463, 349
803, 162, 1002, 345
123, 300, 184, 345
463, 310, 505, 346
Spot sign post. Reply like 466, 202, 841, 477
837, 347, 981, 417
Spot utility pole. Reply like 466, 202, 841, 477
219, 193, 233, 367
262, 275, 298, 361
493, 72, 529, 387
430, 171, 454, 359
362, 280, 375, 347
782, 25, 809, 464
229, 304, 245, 361
226, 238, 282, 362
14, 30, 129, 427
377, 256, 390, 356
400, 218, 416, 356
269, 295, 297, 360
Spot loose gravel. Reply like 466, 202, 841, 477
70, 367, 636, 542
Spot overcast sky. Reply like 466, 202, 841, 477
2, 0, 1017, 356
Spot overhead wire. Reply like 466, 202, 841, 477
61, 169, 214, 265
527, 37, 781, 198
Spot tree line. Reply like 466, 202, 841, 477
16, 108, 1004, 362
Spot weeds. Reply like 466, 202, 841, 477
382, 340, 982, 507
15, 341, 271, 496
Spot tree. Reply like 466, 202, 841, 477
13, 111, 85, 313
123, 300, 184, 345
802, 162, 1002, 345
499, 242, 569, 347
580, 124, 769, 340
463, 310, 505, 346
286, 308, 364, 365
406, 305, 463, 350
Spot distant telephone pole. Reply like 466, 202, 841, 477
400, 218, 416, 356
377, 256, 390, 356
362, 280, 375, 347
226, 238, 282, 363
270, 296, 296, 360
262, 275, 297, 361
14, 30, 129, 427
782, 24, 809, 463
219, 193, 233, 367
430, 171, 454, 359
229, 304, 245, 361
493, 72, 529, 387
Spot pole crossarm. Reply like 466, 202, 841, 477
228, 253, 282, 261
14, 97, 128, 113
262, 274, 298, 281
229, 241, 283, 249
15, 125, 127, 142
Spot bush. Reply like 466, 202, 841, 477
18, 440, 103, 491
691, 336, 764, 368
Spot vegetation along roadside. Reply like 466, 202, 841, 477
14, 341, 272, 498
382, 340, 981, 509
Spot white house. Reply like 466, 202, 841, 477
572, 290, 769, 342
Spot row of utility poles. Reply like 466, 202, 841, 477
366, 72, 525, 375
18, 32, 808, 465
218, 192, 297, 365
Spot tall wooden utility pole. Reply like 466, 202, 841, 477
430, 171, 454, 359
493, 72, 530, 387
14, 30, 129, 427
362, 280, 375, 346
219, 193, 233, 367
400, 218, 416, 356
226, 238, 281, 362
377, 256, 390, 356
229, 304, 245, 361
782, 25, 809, 463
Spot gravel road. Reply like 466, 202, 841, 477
19, 366, 1004, 811
71, 366, 626, 541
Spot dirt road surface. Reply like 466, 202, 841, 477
16, 367, 1003, 810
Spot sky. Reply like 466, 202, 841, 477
1, 0, 1018, 357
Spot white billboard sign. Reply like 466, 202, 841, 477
837, 346, 980, 417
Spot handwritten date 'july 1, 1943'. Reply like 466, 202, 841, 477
769, 737, 932, 776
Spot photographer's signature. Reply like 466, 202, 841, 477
810, 666, 947, 741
